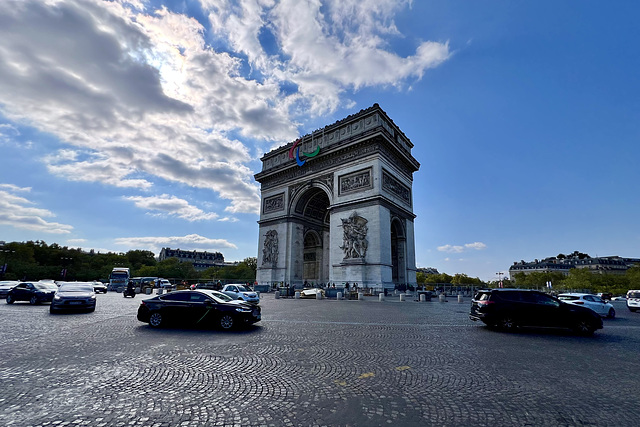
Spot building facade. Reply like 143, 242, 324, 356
254, 104, 420, 289
158, 248, 225, 271
509, 255, 640, 279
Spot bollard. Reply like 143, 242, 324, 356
458, 294, 464, 303
379, 293, 384, 302
439, 294, 446, 303
337, 291, 343, 300
316, 291, 322, 300
156, 288, 163, 295
295, 291, 300, 299
275, 291, 280, 299
145, 288, 152, 295
399, 294, 405, 302
420, 294, 426, 302
358, 292, 364, 300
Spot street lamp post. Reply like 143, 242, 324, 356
60, 257, 73, 280
496, 272, 504, 288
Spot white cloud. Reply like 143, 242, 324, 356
438, 242, 487, 253
0, 0, 449, 217
124, 194, 220, 221
464, 242, 487, 250
114, 233, 237, 253
0, 186, 73, 234
67, 239, 87, 244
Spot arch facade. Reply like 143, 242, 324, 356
254, 104, 420, 289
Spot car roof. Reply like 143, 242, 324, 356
558, 293, 592, 297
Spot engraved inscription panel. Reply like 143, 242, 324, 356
382, 170, 411, 205
339, 168, 372, 195
263, 193, 284, 213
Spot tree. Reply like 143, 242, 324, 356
563, 268, 593, 291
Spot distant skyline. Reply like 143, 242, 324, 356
1, 1, 639, 282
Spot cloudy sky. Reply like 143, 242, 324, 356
1, 0, 638, 281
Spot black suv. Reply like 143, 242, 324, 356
470, 289, 603, 335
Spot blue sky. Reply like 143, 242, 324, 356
1, 0, 638, 282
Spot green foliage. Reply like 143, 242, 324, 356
0, 240, 257, 283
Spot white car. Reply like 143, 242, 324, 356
626, 290, 640, 312
221, 284, 260, 303
557, 293, 616, 318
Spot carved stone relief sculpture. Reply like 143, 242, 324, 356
339, 212, 368, 259
262, 230, 279, 267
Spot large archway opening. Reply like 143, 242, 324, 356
294, 188, 330, 286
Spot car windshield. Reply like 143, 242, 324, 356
236, 285, 250, 292
558, 295, 579, 301
34, 283, 58, 290
628, 292, 640, 299
208, 291, 234, 303
59, 284, 93, 292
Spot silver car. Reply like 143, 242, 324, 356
50, 283, 96, 313
0, 281, 19, 298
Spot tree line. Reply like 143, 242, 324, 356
0, 240, 257, 284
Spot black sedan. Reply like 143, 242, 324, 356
50, 283, 96, 313
6, 282, 58, 305
137, 289, 261, 329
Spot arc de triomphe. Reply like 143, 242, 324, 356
254, 104, 419, 289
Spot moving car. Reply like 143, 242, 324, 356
92, 281, 108, 294
469, 288, 603, 336
6, 282, 58, 305
0, 280, 19, 298
627, 290, 640, 312
221, 284, 260, 303
137, 289, 261, 329
557, 293, 616, 318
50, 282, 96, 313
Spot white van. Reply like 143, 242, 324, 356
626, 290, 640, 312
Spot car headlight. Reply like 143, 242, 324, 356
54, 295, 61, 300
235, 307, 251, 313
91, 294, 96, 299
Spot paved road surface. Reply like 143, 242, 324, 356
1, 292, 638, 426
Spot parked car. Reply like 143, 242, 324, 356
195, 282, 219, 291
557, 293, 616, 318
611, 296, 627, 301
50, 283, 96, 313
300, 288, 325, 299
221, 284, 260, 303
469, 288, 603, 336
137, 289, 261, 329
626, 290, 640, 312
0, 280, 19, 298
596, 292, 613, 302
6, 282, 58, 305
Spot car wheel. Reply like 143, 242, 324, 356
629, 308, 637, 312
573, 319, 596, 336
497, 315, 517, 331
237, 297, 243, 300
149, 312, 163, 328
6, 294, 14, 304
30, 296, 39, 305
219, 314, 235, 330
607, 308, 615, 319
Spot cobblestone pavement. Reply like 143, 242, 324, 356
1, 293, 638, 426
